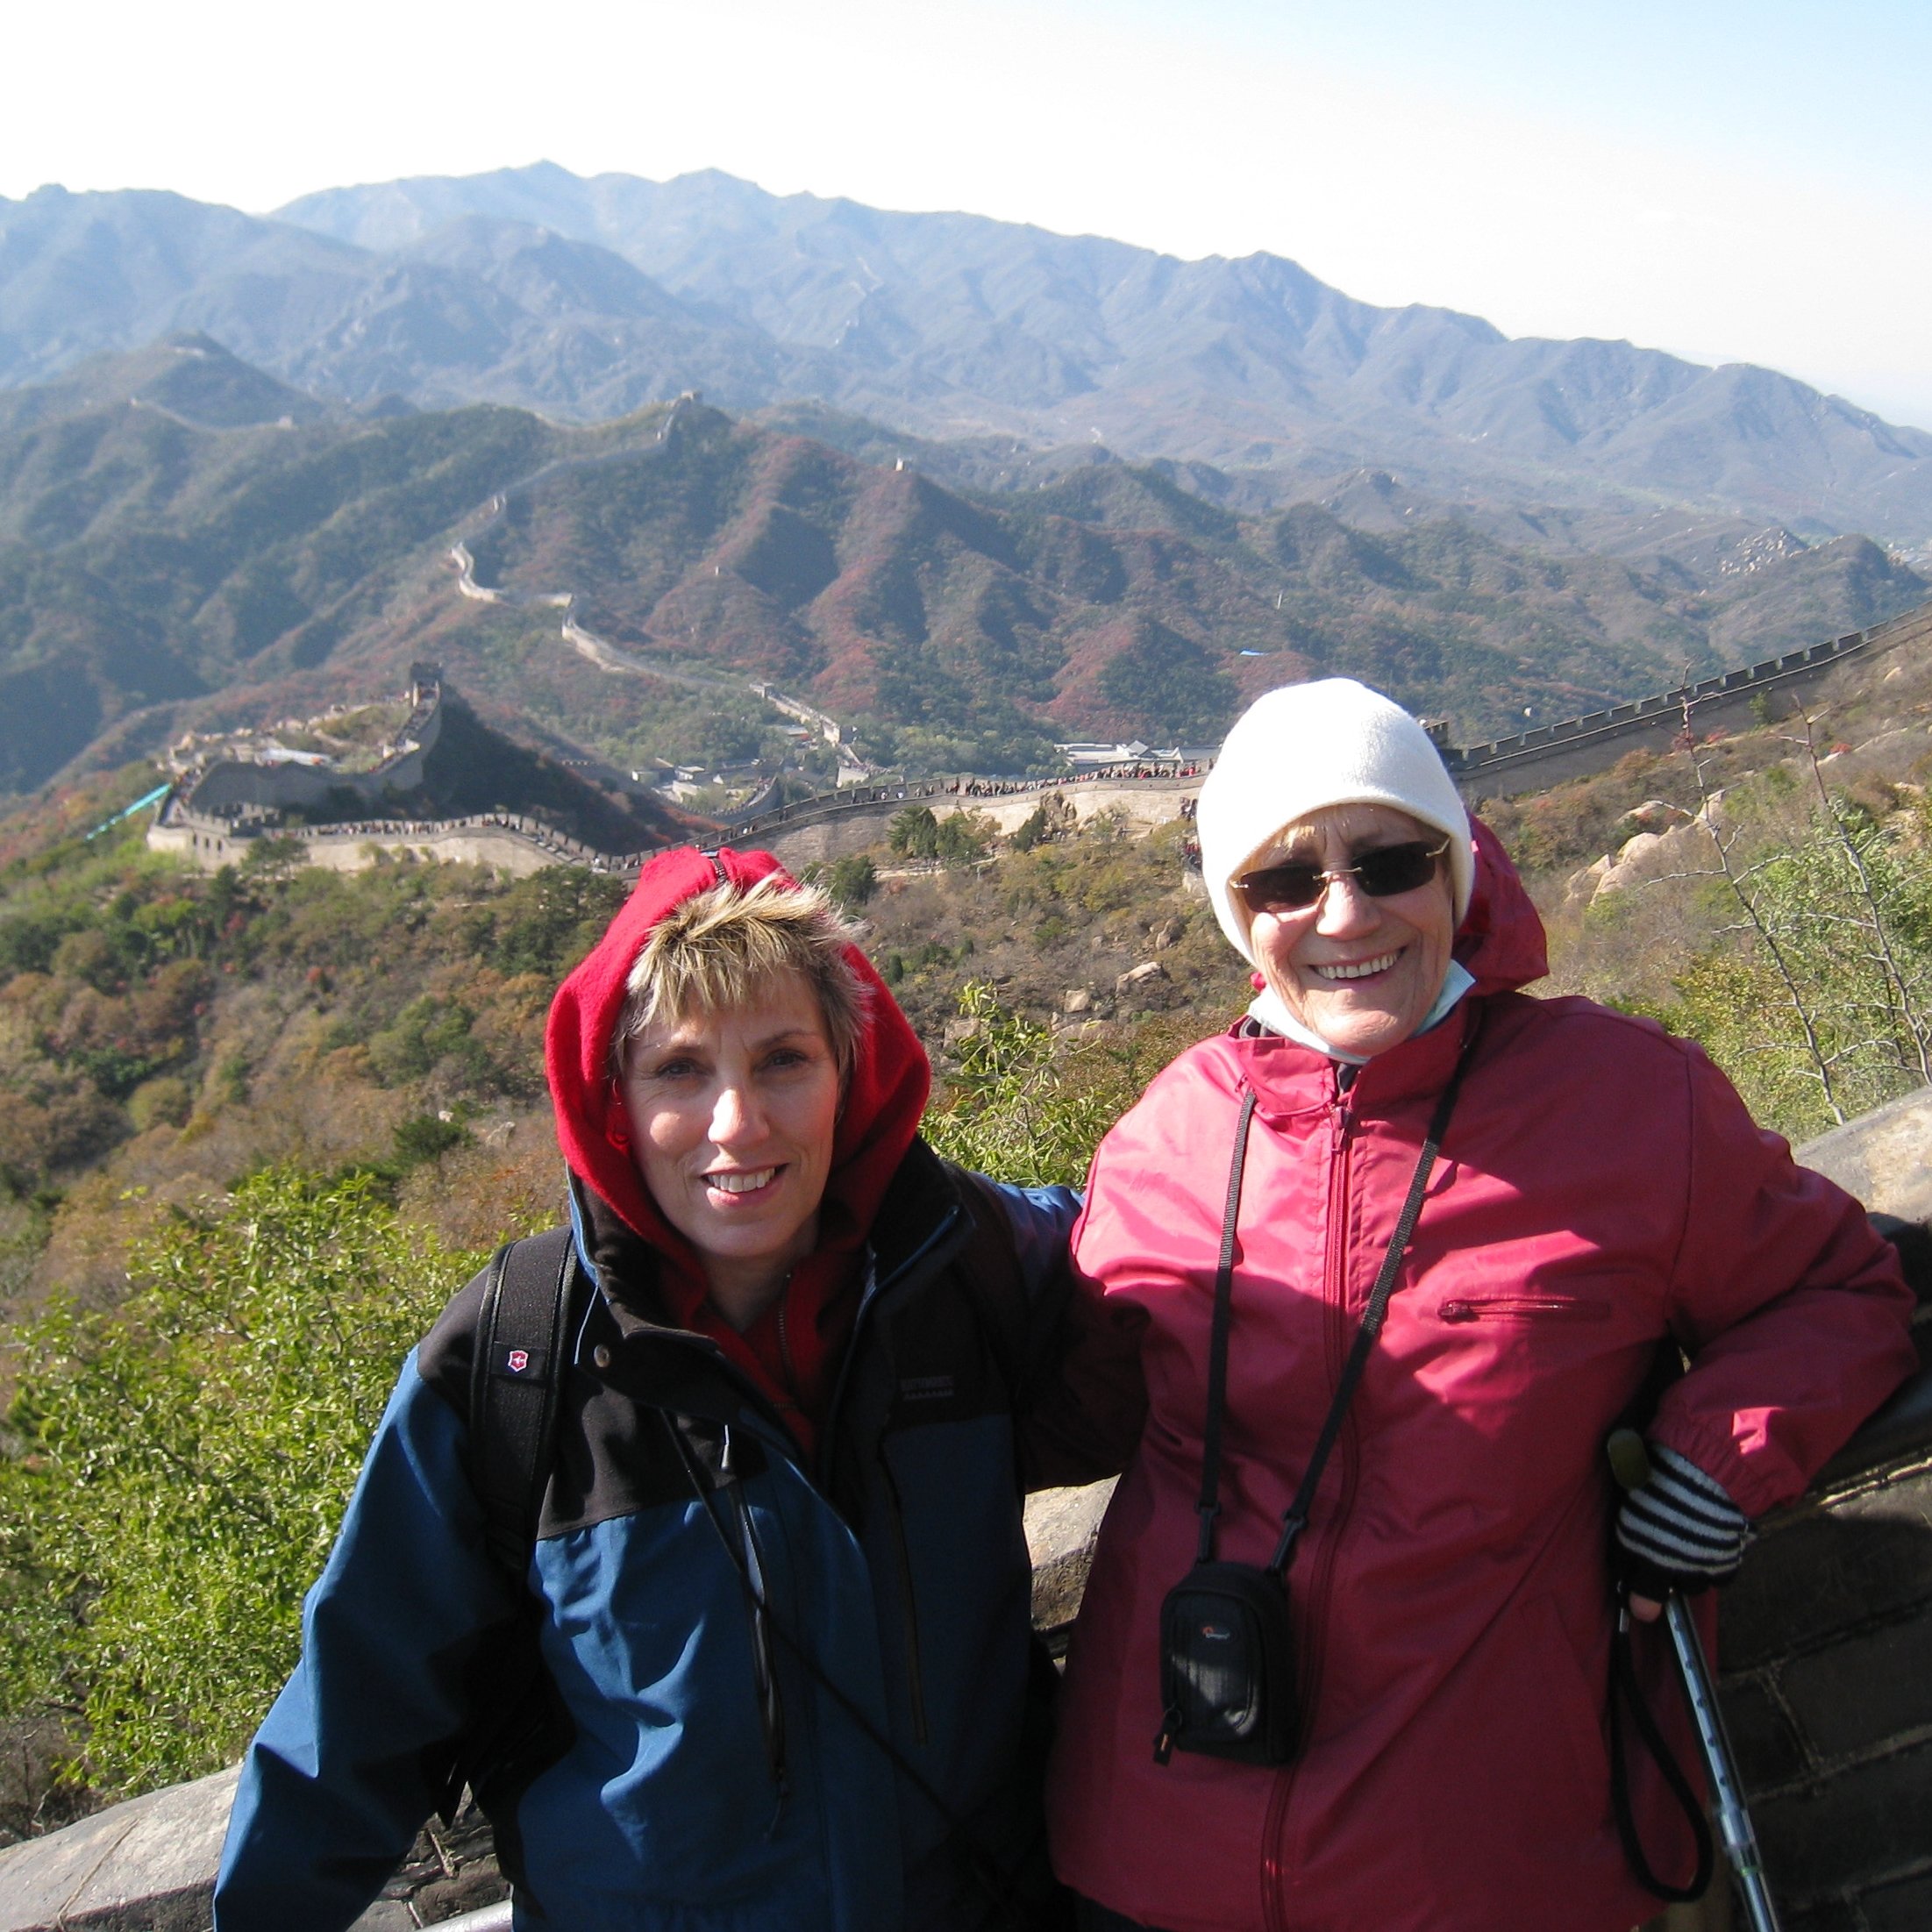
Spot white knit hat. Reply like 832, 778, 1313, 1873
1199, 678, 1473, 966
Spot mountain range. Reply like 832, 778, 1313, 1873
5, 163, 1932, 545
0, 334, 1921, 799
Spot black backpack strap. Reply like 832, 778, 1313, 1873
468, 1226, 581, 1576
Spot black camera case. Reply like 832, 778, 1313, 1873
1156, 1559, 1299, 1764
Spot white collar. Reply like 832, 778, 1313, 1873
1246, 959, 1476, 1065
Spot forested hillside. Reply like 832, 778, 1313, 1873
3, 350, 1921, 797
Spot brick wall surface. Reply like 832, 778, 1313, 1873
1715, 1404, 1932, 1928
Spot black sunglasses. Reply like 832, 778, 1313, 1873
1236, 838, 1449, 914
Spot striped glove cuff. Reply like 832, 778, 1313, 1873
1615, 1443, 1749, 1595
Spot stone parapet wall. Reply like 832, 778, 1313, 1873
1718, 1444, 1932, 1929
1707, 1109, 1932, 1930
148, 800, 653, 880
0, 1765, 508, 1932
1453, 602, 1932, 801
753, 777, 1199, 866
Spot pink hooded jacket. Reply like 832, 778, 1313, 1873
1047, 828, 1914, 1932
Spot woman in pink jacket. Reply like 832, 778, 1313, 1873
1048, 679, 1916, 1932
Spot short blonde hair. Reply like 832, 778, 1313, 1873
610, 874, 869, 1079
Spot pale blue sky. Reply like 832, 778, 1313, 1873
10, 0, 1930, 426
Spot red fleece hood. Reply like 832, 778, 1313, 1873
1456, 816, 1550, 994
545, 846, 930, 1441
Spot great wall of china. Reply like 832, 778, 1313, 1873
146, 596, 1932, 880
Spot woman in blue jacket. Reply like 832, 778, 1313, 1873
215, 846, 1109, 1931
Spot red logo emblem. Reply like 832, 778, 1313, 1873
507, 1349, 530, 1373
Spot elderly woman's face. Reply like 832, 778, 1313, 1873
618, 969, 840, 1313
1246, 803, 1458, 1059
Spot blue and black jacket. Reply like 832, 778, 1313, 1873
215, 1142, 1085, 1932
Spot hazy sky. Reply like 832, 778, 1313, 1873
11, 0, 1931, 427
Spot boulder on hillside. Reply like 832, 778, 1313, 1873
1567, 854, 1615, 902
1614, 799, 1679, 835
1615, 830, 1666, 867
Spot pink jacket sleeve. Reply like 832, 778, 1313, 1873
1650, 1040, 1919, 1518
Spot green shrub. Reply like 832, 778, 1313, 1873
888, 806, 939, 859
1643, 779, 1932, 1139
922, 983, 1105, 1186
127, 1077, 192, 1133
922, 982, 1196, 1187
0, 1168, 480, 1795
934, 812, 991, 866
391, 1112, 470, 1169
823, 852, 878, 911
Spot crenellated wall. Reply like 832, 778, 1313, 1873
173, 671, 445, 818
1449, 602, 1932, 800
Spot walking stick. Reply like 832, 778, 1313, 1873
1608, 1428, 1784, 1932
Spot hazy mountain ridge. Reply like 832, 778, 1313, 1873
5, 167, 1932, 543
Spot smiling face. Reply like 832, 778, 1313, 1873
617, 969, 842, 1328
1245, 802, 1458, 1059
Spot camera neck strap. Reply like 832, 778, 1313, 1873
1194, 1009, 1482, 1576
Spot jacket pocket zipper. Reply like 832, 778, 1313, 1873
1438, 1295, 1613, 1323
876, 1444, 930, 1747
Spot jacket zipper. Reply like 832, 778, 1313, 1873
873, 1443, 930, 1745
777, 1293, 798, 1391
721, 1426, 788, 1800
814, 1205, 966, 1754
1438, 1295, 1611, 1322
1265, 1073, 1357, 1930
